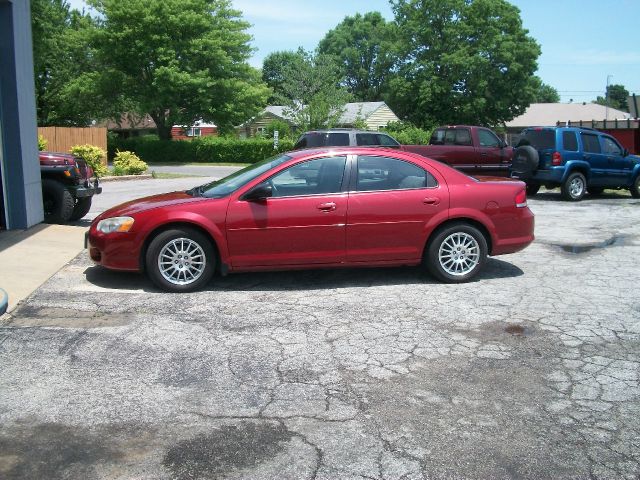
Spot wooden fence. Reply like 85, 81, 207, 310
38, 127, 108, 164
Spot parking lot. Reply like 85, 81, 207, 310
1, 187, 639, 479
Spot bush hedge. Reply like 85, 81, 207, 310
108, 135, 295, 164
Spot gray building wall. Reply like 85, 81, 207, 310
0, 0, 43, 229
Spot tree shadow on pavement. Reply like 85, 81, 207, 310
83, 257, 523, 293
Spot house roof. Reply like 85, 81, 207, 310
506, 103, 631, 128
265, 101, 388, 125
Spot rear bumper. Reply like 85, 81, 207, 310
491, 207, 535, 255
512, 167, 564, 185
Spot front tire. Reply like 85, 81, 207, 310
70, 197, 92, 221
561, 172, 586, 201
145, 228, 215, 292
630, 176, 640, 198
425, 223, 488, 283
42, 179, 74, 223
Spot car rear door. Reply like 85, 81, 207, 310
225, 156, 349, 267
345, 154, 448, 263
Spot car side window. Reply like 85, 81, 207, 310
270, 156, 347, 197
356, 155, 437, 191
378, 134, 400, 147
478, 129, 501, 147
602, 137, 622, 155
581, 133, 601, 154
356, 133, 379, 146
562, 131, 578, 151
431, 128, 471, 146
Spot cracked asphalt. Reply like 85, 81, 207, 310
1, 189, 639, 479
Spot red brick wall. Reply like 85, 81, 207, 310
171, 126, 218, 141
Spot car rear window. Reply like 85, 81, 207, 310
520, 130, 555, 149
356, 133, 400, 147
294, 132, 350, 149
580, 133, 601, 153
430, 128, 472, 146
562, 131, 578, 151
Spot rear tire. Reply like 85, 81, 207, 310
561, 172, 586, 201
631, 176, 640, 198
526, 183, 540, 196
42, 179, 74, 223
424, 223, 488, 283
145, 228, 215, 292
70, 197, 92, 221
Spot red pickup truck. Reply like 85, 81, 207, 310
293, 126, 514, 176
402, 125, 513, 176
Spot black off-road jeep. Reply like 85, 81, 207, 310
40, 151, 102, 223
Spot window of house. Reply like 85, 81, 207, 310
186, 128, 201, 137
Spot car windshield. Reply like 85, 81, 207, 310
519, 130, 555, 149
189, 154, 291, 198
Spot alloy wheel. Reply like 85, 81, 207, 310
438, 232, 481, 276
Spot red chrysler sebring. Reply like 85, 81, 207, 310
87, 148, 534, 292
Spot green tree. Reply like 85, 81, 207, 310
388, 0, 541, 128
262, 50, 306, 103
277, 50, 352, 130
31, 0, 99, 125
318, 12, 396, 101
85, 0, 269, 139
532, 79, 560, 103
595, 84, 629, 112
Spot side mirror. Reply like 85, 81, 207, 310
622, 148, 629, 157
243, 183, 273, 202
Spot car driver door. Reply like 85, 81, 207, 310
225, 156, 348, 268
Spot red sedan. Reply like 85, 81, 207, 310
87, 148, 534, 292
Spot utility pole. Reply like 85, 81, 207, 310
605, 74, 613, 122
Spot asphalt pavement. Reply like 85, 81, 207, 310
1, 186, 639, 479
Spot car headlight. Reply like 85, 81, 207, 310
96, 216, 134, 234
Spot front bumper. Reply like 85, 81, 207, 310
86, 227, 141, 272
71, 178, 102, 198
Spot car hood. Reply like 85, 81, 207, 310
99, 191, 208, 218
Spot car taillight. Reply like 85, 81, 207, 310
552, 151, 562, 166
515, 189, 527, 208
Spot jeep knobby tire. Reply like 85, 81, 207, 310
42, 179, 74, 223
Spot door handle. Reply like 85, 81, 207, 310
423, 197, 441, 205
317, 202, 337, 212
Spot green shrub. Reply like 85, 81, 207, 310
265, 120, 292, 139
108, 136, 295, 164
111, 165, 127, 176
113, 150, 148, 175
38, 134, 48, 151
382, 121, 433, 145
70, 144, 108, 177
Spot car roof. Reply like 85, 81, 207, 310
298, 129, 388, 134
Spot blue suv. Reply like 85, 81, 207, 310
510, 126, 640, 201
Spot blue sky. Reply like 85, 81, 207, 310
66, 0, 640, 103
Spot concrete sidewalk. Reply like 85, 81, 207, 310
0, 224, 85, 313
